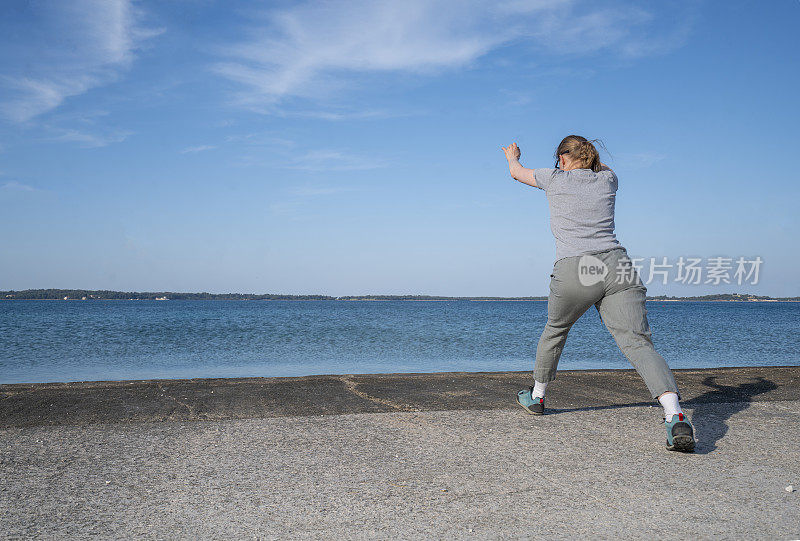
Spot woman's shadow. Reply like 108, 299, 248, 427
684, 375, 777, 454
545, 375, 778, 454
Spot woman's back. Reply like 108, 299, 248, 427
534, 167, 622, 261
502, 135, 695, 452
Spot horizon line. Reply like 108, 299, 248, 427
2, 289, 799, 301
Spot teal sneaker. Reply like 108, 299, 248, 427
516, 387, 545, 415
665, 413, 695, 452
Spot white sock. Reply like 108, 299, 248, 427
658, 392, 683, 421
531, 380, 548, 399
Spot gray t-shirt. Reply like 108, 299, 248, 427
534, 167, 622, 261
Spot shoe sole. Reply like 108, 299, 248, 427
516, 396, 544, 416
666, 435, 695, 453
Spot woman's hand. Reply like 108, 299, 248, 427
502, 142, 537, 187
502, 142, 521, 162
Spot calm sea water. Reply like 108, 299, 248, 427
1, 300, 798, 384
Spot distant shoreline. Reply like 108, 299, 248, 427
5, 299, 799, 303
2, 289, 798, 302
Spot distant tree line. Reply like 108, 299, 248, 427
647, 293, 800, 301
0, 289, 334, 300
1, 289, 797, 302
336, 295, 549, 301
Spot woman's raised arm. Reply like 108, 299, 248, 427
502, 142, 537, 188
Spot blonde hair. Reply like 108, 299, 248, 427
555, 135, 604, 173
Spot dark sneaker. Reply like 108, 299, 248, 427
665, 413, 695, 452
516, 387, 545, 415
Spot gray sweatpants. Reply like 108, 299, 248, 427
534, 247, 681, 401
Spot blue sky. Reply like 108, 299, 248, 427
1, 0, 798, 297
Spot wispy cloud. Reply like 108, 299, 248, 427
267, 200, 308, 220
497, 89, 534, 108
222, 134, 385, 172
268, 183, 358, 220
277, 108, 407, 121
214, 0, 511, 111
223, 133, 296, 147
49, 127, 133, 148
283, 150, 384, 172
180, 145, 217, 154
287, 185, 357, 196
214, 0, 693, 114
1, 181, 43, 193
0, 0, 163, 123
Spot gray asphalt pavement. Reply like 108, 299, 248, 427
2, 366, 799, 428
1, 368, 799, 539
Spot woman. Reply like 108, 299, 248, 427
501, 135, 695, 453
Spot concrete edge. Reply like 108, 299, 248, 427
1, 366, 798, 428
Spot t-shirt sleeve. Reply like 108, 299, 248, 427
533, 168, 558, 191
604, 169, 619, 190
